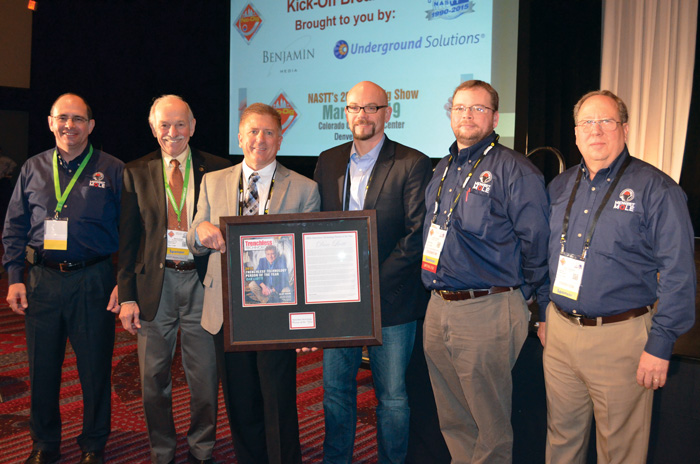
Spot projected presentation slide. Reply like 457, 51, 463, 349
229, 0, 517, 157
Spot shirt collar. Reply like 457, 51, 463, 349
450, 132, 498, 163
57, 143, 91, 171
350, 135, 385, 163
580, 145, 630, 181
161, 145, 190, 167
242, 159, 277, 181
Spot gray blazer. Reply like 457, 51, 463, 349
187, 161, 320, 334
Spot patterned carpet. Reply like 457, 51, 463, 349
0, 274, 379, 463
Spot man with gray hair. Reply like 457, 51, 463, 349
540, 90, 695, 463
117, 95, 230, 464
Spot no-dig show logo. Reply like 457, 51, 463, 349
271, 92, 299, 135
235, 3, 263, 43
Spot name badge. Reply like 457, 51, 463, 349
44, 217, 68, 250
166, 229, 189, 261
552, 253, 585, 301
422, 223, 447, 273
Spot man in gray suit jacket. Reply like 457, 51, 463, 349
188, 103, 320, 464
117, 95, 230, 464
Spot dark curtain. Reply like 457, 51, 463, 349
679, 4, 700, 236
515, 0, 602, 185
27, 0, 231, 164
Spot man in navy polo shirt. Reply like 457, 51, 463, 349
540, 90, 695, 463
421, 80, 550, 463
3, 93, 123, 464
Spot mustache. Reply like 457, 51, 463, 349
354, 119, 373, 126
163, 135, 185, 142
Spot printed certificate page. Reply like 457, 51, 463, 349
303, 231, 360, 304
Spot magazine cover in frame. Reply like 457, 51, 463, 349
240, 233, 297, 307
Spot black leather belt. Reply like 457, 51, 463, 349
554, 303, 651, 327
434, 286, 519, 301
165, 260, 196, 271
35, 254, 110, 272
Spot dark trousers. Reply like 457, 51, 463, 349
24, 259, 115, 452
215, 332, 301, 464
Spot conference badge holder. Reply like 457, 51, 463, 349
166, 229, 189, 260
552, 252, 585, 301
44, 217, 68, 250
421, 223, 446, 273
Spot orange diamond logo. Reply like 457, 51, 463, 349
235, 4, 263, 43
271, 92, 299, 136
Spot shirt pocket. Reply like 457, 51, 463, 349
453, 190, 491, 238
592, 208, 645, 257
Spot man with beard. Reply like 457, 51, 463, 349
117, 95, 230, 464
314, 81, 440, 463
421, 80, 550, 463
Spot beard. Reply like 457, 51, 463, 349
350, 119, 377, 141
454, 124, 489, 148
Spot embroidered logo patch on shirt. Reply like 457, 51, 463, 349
472, 170, 492, 194
613, 188, 635, 211
89, 171, 106, 188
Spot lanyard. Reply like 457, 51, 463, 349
560, 155, 631, 258
239, 166, 277, 215
52, 145, 94, 218
343, 155, 377, 211
162, 152, 191, 224
430, 135, 498, 228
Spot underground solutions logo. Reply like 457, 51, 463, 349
334, 40, 349, 59
234, 3, 263, 43
333, 33, 480, 59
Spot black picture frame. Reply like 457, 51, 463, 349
220, 210, 382, 351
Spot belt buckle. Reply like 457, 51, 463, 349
59, 262, 70, 272
571, 313, 584, 327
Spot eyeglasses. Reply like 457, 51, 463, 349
450, 105, 495, 115
346, 105, 388, 114
51, 115, 89, 125
576, 119, 621, 133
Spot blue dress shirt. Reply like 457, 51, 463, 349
421, 132, 551, 312
547, 147, 696, 359
2, 144, 123, 284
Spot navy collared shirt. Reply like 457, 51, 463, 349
547, 147, 696, 359
421, 132, 551, 312
2, 144, 124, 284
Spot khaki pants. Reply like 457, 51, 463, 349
423, 289, 528, 464
543, 302, 653, 464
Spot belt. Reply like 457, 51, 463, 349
434, 286, 519, 301
165, 260, 197, 271
35, 254, 110, 272
554, 303, 651, 327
